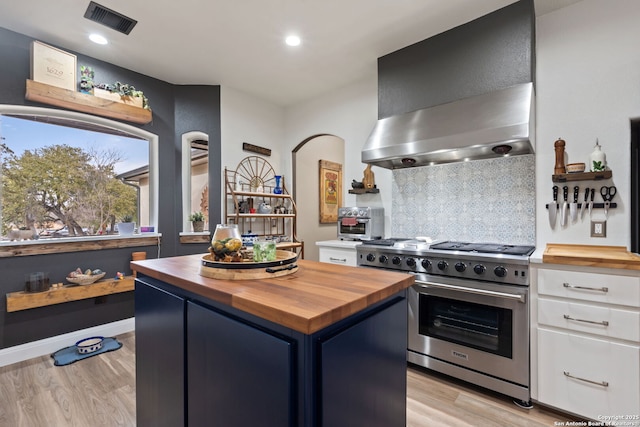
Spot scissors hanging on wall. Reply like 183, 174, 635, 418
600, 186, 617, 219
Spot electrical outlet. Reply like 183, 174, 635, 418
591, 220, 607, 237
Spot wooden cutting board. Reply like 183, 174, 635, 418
543, 243, 640, 270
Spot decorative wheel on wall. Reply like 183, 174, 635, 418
235, 156, 276, 192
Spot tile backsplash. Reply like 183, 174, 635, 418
391, 154, 535, 245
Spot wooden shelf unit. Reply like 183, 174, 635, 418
348, 188, 380, 194
6, 276, 135, 312
552, 170, 612, 182
25, 79, 152, 124
224, 160, 303, 258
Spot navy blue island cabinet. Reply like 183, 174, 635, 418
132, 256, 414, 427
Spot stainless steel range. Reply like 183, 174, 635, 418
357, 239, 535, 407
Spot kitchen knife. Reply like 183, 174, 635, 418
561, 185, 569, 226
580, 187, 589, 220
549, 185, 558, 228
588, 188, 595, 218
570, 186, 579, 222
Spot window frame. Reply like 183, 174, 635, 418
0, 104, 159, 246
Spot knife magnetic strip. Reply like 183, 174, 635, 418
545, 203, 617, 209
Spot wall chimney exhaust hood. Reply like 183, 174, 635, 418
361, 83, 534, 169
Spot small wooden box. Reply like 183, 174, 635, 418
93, 88, 144, 108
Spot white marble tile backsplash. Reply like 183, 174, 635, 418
391, 154, 536, 245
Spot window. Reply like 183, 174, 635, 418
181, 131, 209, 233
0, 105, 158, 242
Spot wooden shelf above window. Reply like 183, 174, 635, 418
25, 79, 152, 124
6, 276, 134, 312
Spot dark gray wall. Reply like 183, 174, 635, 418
377, 0, 535, 119
174, 85, 221, 256
0, 26, 220, 348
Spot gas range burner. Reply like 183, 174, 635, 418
360, 238, 436, 251
360, 238, 404, 247
430, 241, 535, 256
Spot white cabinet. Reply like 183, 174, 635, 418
538, 329, 639, 421
534, 264, 640, 424
317, 240, 360, 267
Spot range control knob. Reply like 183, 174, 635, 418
392, 256, 402, 265
366, 253, 376, 262
406, 258, 416, 268
454, 262, 466, 272
473, 264, 486, 275
437, 260, 448, 271
421, 259, 432, 270
379, 255, 388, 264
494, 266, 507, 278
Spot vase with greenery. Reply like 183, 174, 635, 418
188, 211, 205, 232
118, 214, 136, 236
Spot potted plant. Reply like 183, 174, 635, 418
94, 81, 150, 110
188, 211, 205, 232
117, 214, 136, 236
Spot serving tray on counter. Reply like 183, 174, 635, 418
199, 250, 298, 280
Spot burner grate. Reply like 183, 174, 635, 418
430, 241, 535, 256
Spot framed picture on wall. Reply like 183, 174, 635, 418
319, 160, 342, 223
30, 40, 77, 91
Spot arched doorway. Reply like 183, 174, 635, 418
293, 134, 345, 261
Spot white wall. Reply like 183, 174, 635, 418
220, 86, 285, 192
295, 135, 345, 261
283, 75, 394, 236
536, 0, 640, 249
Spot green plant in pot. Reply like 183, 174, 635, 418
188, 211, 206, 232
118, 214, 136, 236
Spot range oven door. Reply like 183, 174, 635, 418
408, 277, 529, 388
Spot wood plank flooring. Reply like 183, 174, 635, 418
0, 331, 579, 426
0, 332, 136, 427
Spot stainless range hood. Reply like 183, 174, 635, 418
361, 83, 534, 169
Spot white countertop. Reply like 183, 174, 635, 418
315, 239, 362, 249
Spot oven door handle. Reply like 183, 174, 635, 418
416, 282, 527, 303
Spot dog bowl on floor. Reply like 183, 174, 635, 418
76, 336, 104, 354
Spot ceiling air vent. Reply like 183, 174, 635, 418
84, 1, 137, 35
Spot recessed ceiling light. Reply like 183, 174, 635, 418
89, 34, 108, 45
285, 35, 301, 47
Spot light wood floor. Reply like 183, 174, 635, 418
0, 331, 579, 426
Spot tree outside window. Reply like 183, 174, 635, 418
0, 114, 148, 240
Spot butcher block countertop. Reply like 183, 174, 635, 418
543, 243, 640, 271
131, 255, 414, 334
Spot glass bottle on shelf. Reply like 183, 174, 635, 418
273, 175, 283, 194
590, 139, 606, 172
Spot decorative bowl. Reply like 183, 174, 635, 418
76, 336, 104, 354
566, 162, 586, 173
66, 272, 106, 285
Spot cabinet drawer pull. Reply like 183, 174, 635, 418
563, 283, 608, 293
563, 371, 609, 387
329, 257, 347, 263
563, 314, 609, 326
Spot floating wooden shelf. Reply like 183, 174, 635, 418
552, 170, 612, 182
0, 235, 161, 258
180, 234, 211, 244
6, 276, 134, 312
348, 188, 380, 194
25, 79, 152, 124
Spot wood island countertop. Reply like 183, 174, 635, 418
131, 255, 414, 334
543, 243, 640, 271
